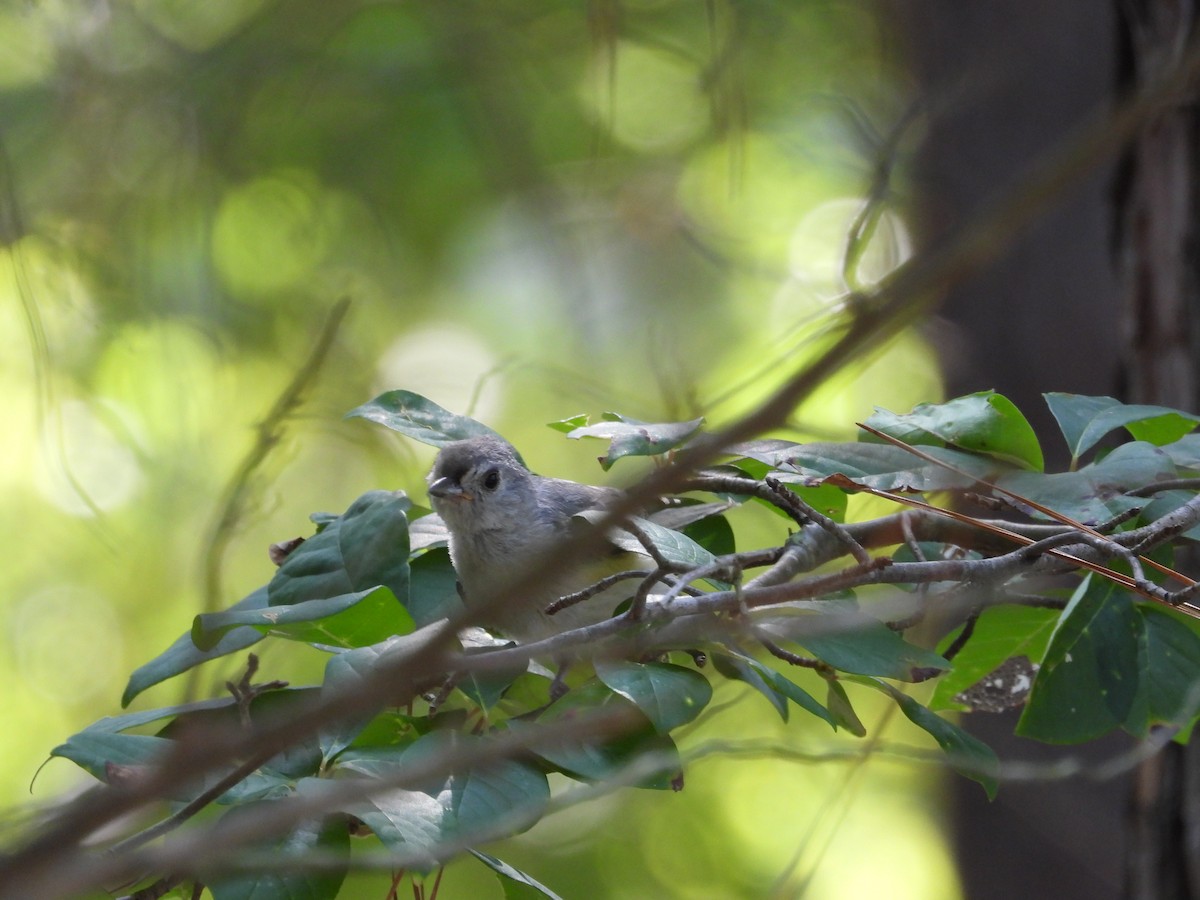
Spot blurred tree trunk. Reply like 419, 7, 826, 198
1113, 2, 1200, 897
895, 0, 1200, 896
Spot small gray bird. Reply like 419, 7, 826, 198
426, 435, 649, 641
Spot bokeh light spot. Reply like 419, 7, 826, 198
11, 585, 124, 704
376, 324, 505, 426
212, 171, 331, 298
581, 41, 708, 154
32, 399, 143, 517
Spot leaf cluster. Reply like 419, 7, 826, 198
23, 390, 1200, 899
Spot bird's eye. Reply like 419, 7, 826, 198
482, 469, 501, 491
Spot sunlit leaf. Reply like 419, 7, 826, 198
567, 414, 704, 469
930, 604, 1059, 711
194, 586, 414, 652
346, 390, 501, 447
547, 413, 589, 434
865, 391, 1044, 470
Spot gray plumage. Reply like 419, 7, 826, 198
427, 435, 640, 640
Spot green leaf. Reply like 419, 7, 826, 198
824, 680, 865, 736
567, 414, 704, 470
331, 734, 550, 868
863, 679, 999, 799
318, 629, 446, 759
682, 514, 736, 557
470, 850, 564, 900
594, 660, 713, 733
346, 390, 502, 447
530, 680, 681, 789
268, 490, 412, 610
748, 441, 1011, 492
578, 511, 717, 573
996, 441, 1174, 525
408, 548, 464, 626
1018, 577, 1146, 743
710, 652, 836, 728
1140, 606, 1200, 729
193, 586, 414, 652
865, 391, 1044, 470
546, 413, 589, 434
206, 809, 348, 900
1157, 433, 1200, 469
1044, 393, 1200, 465
929, 604, 1060, 711
50, 695, 271, 796
123, 587, 268, 706
796, 613, 949, 681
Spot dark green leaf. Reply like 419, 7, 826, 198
318, 629, 445, 759
470, 850, 564, 900
710, 652, 835, 728
123, 587, 268, 706
1140, 606, 1200, 729
681, 513, 736, 557
206, 808, 348, 900
996, 441, 1174, 525
346, 390, 501, 447
865, 391, 1044, 470
1044, 393, 1200, 464
929, 604, 1060, 711
408, 548, 464, 626
193, 586, 414, 652
530, 680, 681, 789
594, 660, 712, 733
331, 734, 550, 867
863, 679, 999, 799
268, 490, 412, 609
1018, 578, 1146, 743
791, 612, 949, 681
567, 414, 704, 470
824, 680, 865, 736
711, 652, 788, 720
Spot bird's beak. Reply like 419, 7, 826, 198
428, 477, 473, 502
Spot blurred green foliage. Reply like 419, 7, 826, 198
0, 1, 952, 897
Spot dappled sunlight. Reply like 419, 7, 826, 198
788, 197, 914, 295
0, 2, 970, 898
11, 584, 124, 705
31, 399, 143, 517
580, 40, 709, 154
376, 324, 506, 427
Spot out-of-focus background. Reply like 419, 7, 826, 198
0, 2, 1139, 898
